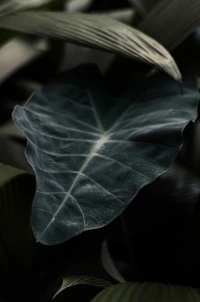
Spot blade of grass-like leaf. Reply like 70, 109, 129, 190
101, 240, 126, 283
139, 0, 200, 50
53, 275, 112, 299
0, 12, 181, 81
0, 37, 49, 84
0, 0, 54, 17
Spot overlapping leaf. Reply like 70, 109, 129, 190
12, 64, 198, 245
92, 282, 200, 302
139, 0, 200, 50
0, 11, 181, 81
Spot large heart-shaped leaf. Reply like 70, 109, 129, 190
12, 64, 198, 245
91, 282, 200, 302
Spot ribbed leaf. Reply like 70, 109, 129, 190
139, 0, 200, 50
53, 275, 112, 299
0, 11, 181, 81
92, 282, 200, 302
12, 65, 198, 245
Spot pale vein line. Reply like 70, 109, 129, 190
36, 193, 86, 227
87, 90, 105, 133
79, 172, 125, 206
94, 153, 151, 180
106, 97, 141, 135
36, 92, 93, 110
107, 140, 177, 151
23, 107, 100, 133
20, 123, 97, 143
37, 136, 104, 241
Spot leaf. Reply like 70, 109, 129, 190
139, 0, 200, 50
0, 162, 25, 187
0, 11, 181, 81
0, 0, 64, 17
0, 37, 49, 84
101, 240, 126, 283
91, 282, 200, 302
128, 0, 161, 16
12, 64, 198, 245
53, 275, 112, 299
0, 169, 35, 290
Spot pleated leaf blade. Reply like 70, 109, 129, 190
92, 282, 200, 302
0, 11, 181, 81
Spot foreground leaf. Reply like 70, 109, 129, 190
12, 64, 198, 245
54, 275, 112, 299
139, 0, 200, 50
0, 11, 181, 81
91, 282, 200, 302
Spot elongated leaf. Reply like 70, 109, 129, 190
0, 0, 65, 17
91, 282, 200, 302
128, 0, 161, 16
54, 275, 112, 299
12, 65, 198, 245
0, 162, 25, 187
0, 11, 181, 81
101, 240, 126, 283
0, 169, 35, 289
0, 37, 49, 84
139, 0, 200, 50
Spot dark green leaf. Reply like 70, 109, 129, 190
101, 240, 126, 283
12, 64, 198, 245
91, 282, 200, 302
0, 11, 181, 81
53, 275, 112, 299
0, 162, 25, 187
0, 167, 35, 289
139, 0, 200, 50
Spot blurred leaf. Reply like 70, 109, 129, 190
66, 0, 93, 12
53, 275, 112, 299
101, 240, 126, 283
128, 0, 161, 16
139, 0, 200, 50
0, 122, 33, 173
12, 65, 198, 245
0, 162, 25, 187
0, 171, 35, 290
0, 11, 181, 81
0, 0, 66, 17
0, 37, 50, 84
92, 282, 200, 302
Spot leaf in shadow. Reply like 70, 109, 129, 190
92, 282, 200, 302
0, 167, 35, 291
53, 275, 112, 299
